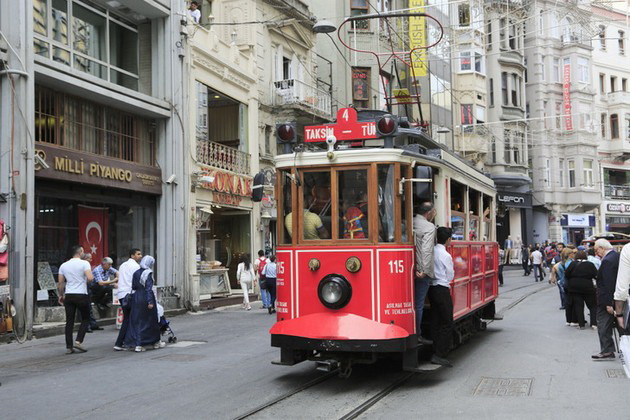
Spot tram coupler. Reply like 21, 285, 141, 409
315, 359, 339, 373
271, 348, 308, 366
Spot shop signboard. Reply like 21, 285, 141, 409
607, 203, 630, 213
34, 144, 162, 194
497, 192, 532, 208
560, 213, 595, 227
198, 165, 253, 208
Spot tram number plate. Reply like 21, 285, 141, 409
388, 259, 405, 274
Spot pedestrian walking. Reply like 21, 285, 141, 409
413, 201, 436, 346
236, 254, 255, 310
78, 253, 100, 333
613, 243, 630, 331
531, 247, 544, 282
114, 248, 143, 351
521, 244, 531, 276
57, 245, 93, 354
592, 239, 619, 360
262, 255, 277, 314
558, 247, 577, 325
254, 250, 270, 309
124, 256, 163, 352
428, 227, 455, 367
565, 250, 598, 329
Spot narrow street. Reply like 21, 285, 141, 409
0, 269, 624, 420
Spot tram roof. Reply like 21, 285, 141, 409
275, 147, 495, 192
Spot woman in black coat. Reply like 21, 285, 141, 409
564, 250, 598, 329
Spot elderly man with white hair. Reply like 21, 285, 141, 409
91, 257, 119, 310
592, 239, 620, 360
614, 243, 630, 331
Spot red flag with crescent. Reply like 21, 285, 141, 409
78, 205, 108, 269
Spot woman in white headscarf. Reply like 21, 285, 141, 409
124, 255, 164, 352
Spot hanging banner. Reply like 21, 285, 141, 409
563, 64, 573, 131
409, 0, 427, 77
78, 205, 109, 268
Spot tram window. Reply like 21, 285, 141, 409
338, 169, 369, 240
483, 194, 493, 241
401, 165, 411, 243
469, 189, 481, 241
450, 180, 466, 240
301, 171, 331, 240
378, 164, 395, 242
280, 170, 293, 244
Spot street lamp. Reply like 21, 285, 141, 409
313, 20, 336, 34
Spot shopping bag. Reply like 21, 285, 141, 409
619, 334, 630, 379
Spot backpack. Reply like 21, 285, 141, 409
257, 257, 267, 278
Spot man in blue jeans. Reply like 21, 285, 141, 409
413, 202, 436, 346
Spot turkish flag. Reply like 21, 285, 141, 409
78, 205, 109, 269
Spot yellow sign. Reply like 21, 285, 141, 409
409, 0, 427, 77
393, 88, 413, 104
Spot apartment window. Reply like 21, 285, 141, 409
568, 160, 576, 188
553, 58, 560, 83
476, 105, 486, 124
32, 0, 142, 90
619, 30, 625, 54
543, 100, 549, 129
539, 10, 544, 31
509, 21, 516, 49
626, 114, 630, 139
524, 58, 528, 83
461, 104, 473, 125
350, 0, 369, 30
611, 76, 617, 92
511, 73, 518, 106
579, 102, 591, 130
599, 25, 606, 50
458, 3, 470, 26
541, 55, 546, 81
555, 102, 562, 129
35, 86, 156, 165
474, 52, 483, 73
352, 67, 370, 109
583, 160, 594, 188
460, 52, 471, 71
501, 72, 508, 105
611, 113, 620, 138
600, 73, 606, 94
623, 78, 627, 91
489, 78, 494, 106
490, 138, 497, 163
487, 20, 492, 48
544, 159, 551, 187
577, 58, 589, 83
504, 129, 511, 163
559, 158, 565, 187
500, 18, 506, 48
601, 113, 607, 138
514, 132, 521, 164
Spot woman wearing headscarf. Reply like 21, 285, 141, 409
125, 255, 164, 352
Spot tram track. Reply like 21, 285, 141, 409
233, 282, 552, 420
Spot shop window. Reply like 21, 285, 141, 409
301, 171, 331, 240
450, 180, 466, 240
378, 164, 396, 243
350, 0, 369, 30
583, 160, 594, 188
35, 86, 156, 166
33, 0, 142, 90
338, 169, 369, 240
352, 67, 370, 109
611, 113, 620, 138
568, 160, 576, 188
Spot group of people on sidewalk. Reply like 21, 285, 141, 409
57, 246, 165, 354
237, 250, 277, 314
547, 240, 630, 361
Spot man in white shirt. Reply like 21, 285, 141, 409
531, 247, 544, 282
58, 245, 94, 354
428, 227, 455, 367
114, 248, 143, 350
614, 243, 630, 330
189, 1, 201, 23
413, 201, 436, 346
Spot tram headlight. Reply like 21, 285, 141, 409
318, 274, 352, 310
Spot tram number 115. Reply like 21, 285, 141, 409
388, 260, 405, 274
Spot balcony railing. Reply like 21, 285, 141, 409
604, 184, 630, 200
272, 79, 332, 118
196, 140, 251, 175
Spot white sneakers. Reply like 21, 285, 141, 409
153, 341, 166, 349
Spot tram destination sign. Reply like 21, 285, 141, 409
304, 107, 377, 142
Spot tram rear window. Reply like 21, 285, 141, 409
338, 169, 369, 240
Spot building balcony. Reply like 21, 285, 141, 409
560, 34, 591, 48
604, 184, 630, 200
272, 79, 332, 119
600, 138, 630, 160
196, 141, 251, 175
606, 91, 630, 107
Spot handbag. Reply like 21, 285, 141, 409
615, 328, 630, 379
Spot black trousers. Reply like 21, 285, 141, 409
64, 294, 90, 349
522, 260, 530, 275
596, 305, 615, 354
571, 292, 596, 327
92, 284, 113, 305
115, 296, 132, 347
428, 285, 454, 358
498, 265, 504, 285
267, 278, 277, 309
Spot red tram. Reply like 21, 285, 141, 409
269, 109, 498, 374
